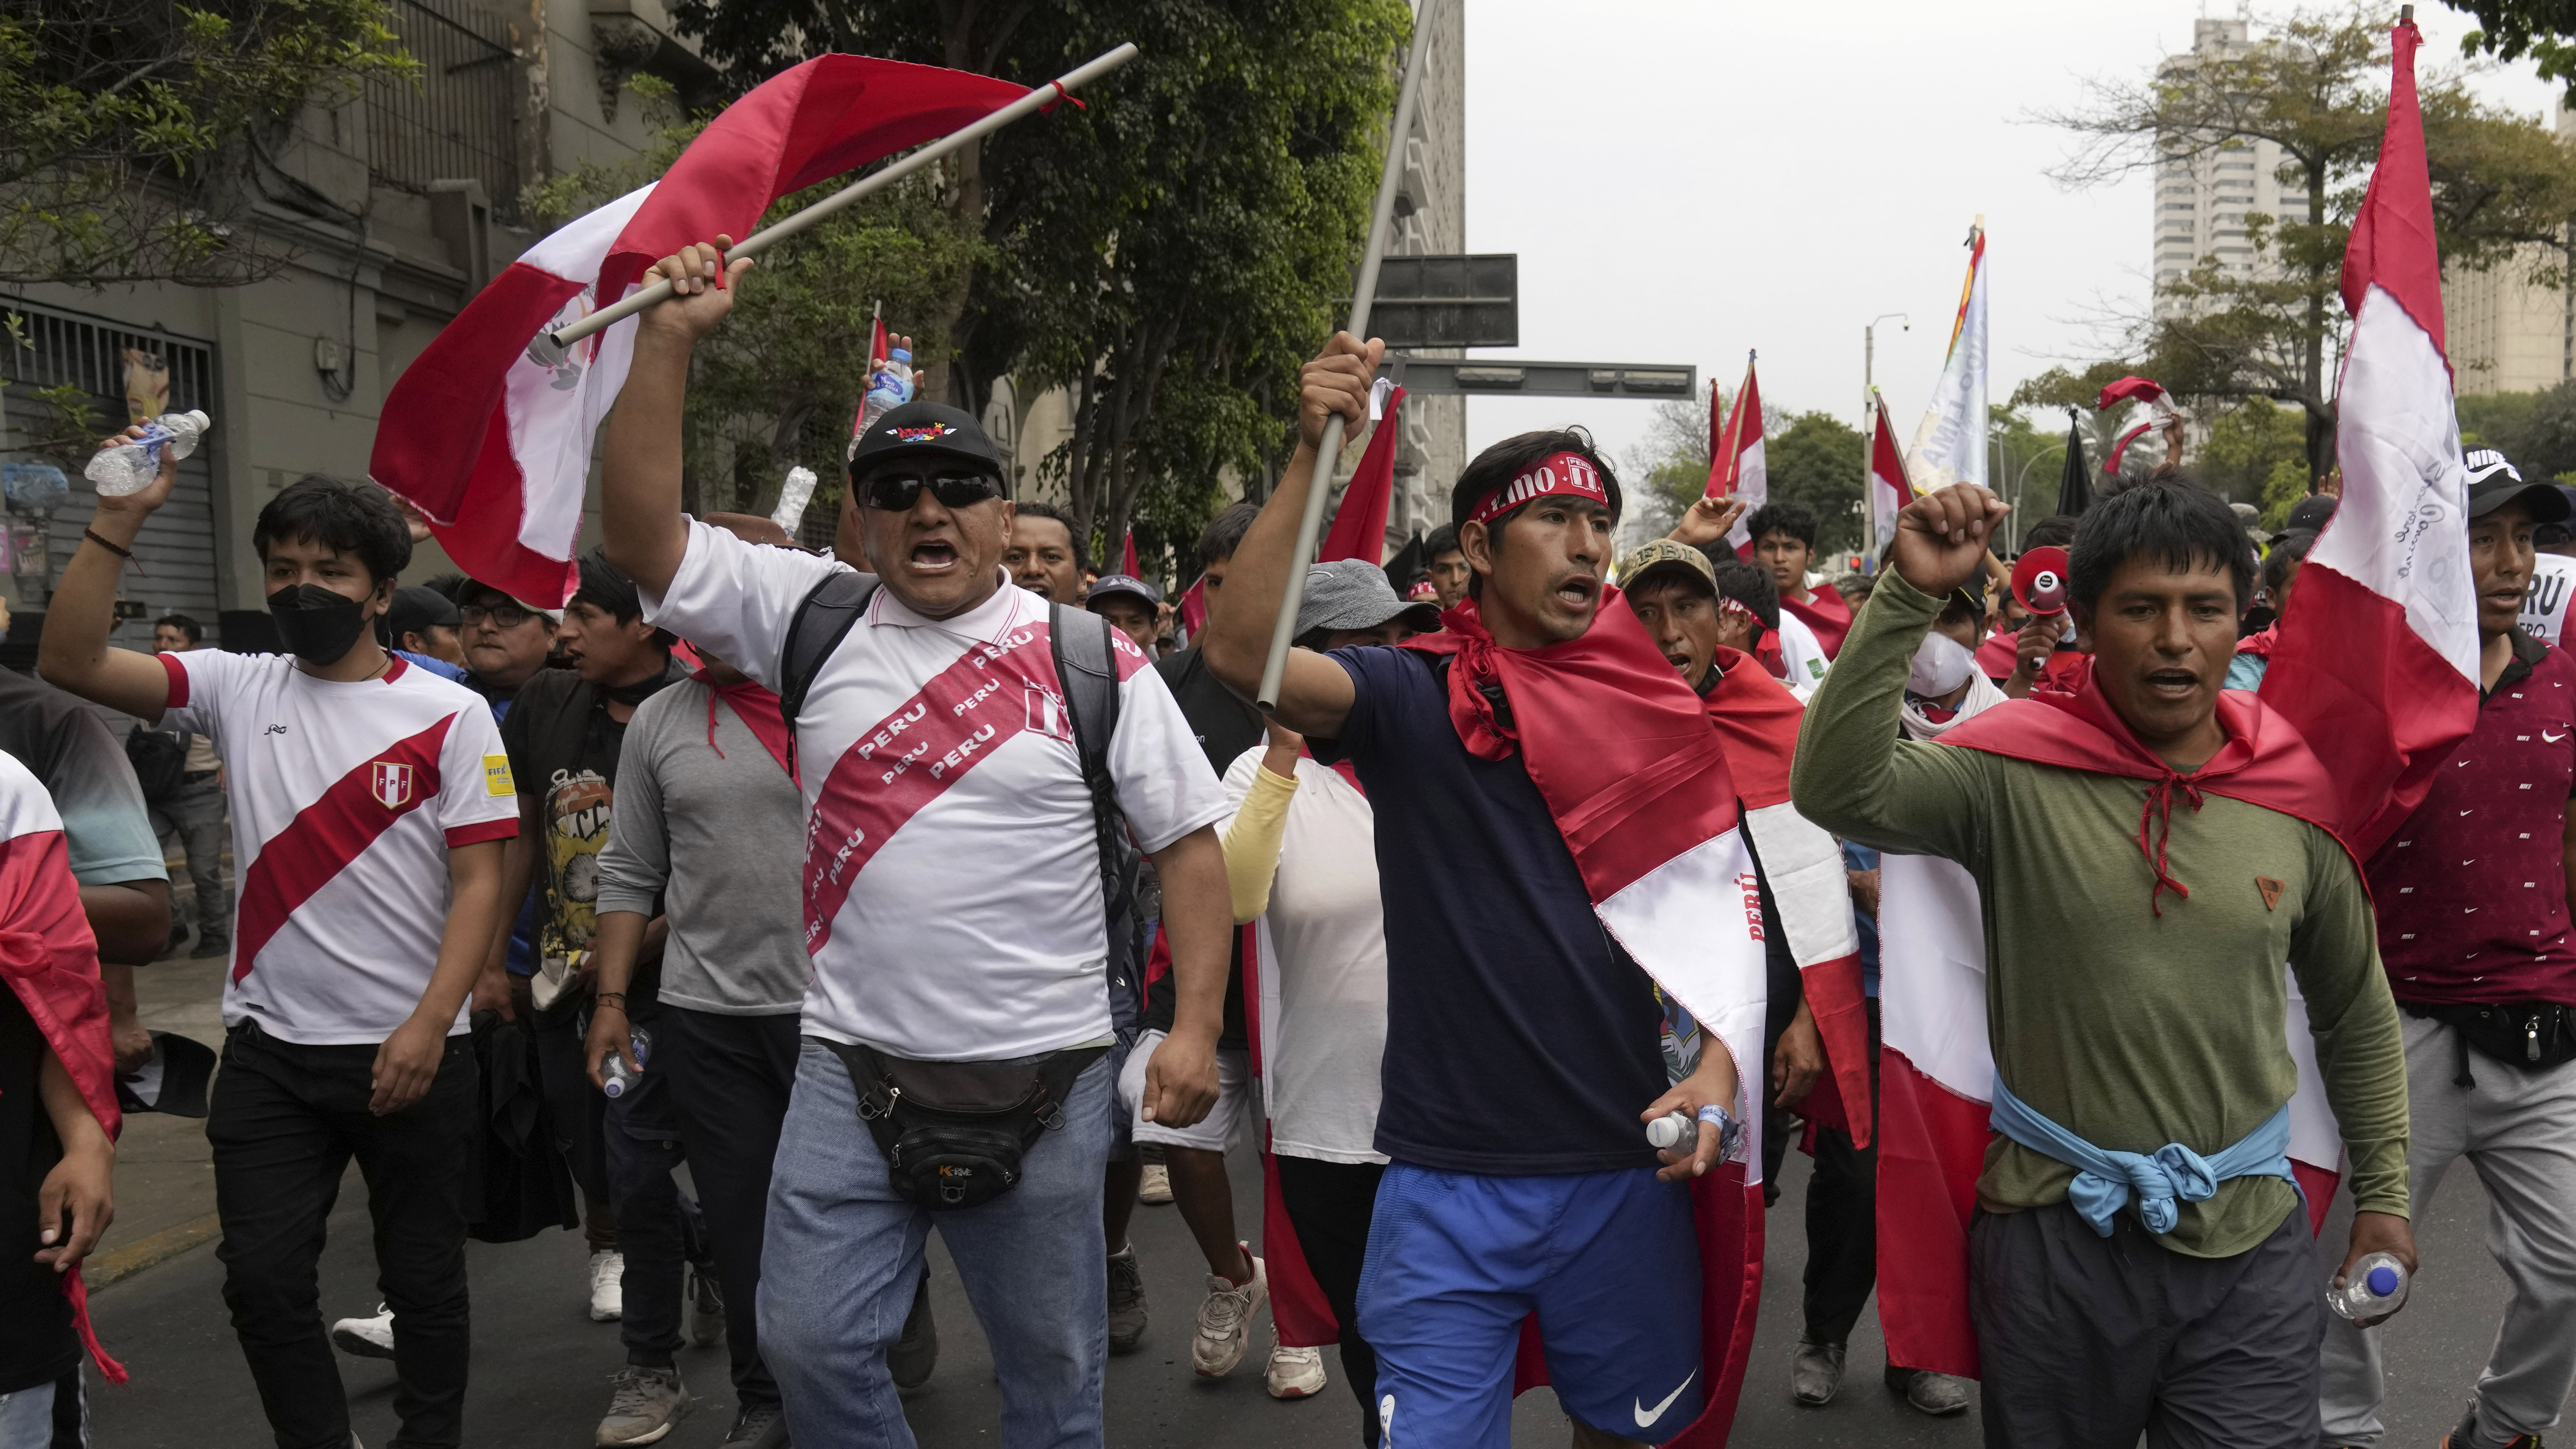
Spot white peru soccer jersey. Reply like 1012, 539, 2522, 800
160, 651, 519, 1044
642, 520, 1228, 1061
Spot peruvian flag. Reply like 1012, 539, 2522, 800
371, 56, 1029, 606
1907, 224, 1989, 492
1119, 529, 1141, 579
1866, 391, 1913, 560
1321, 381, 1406, 565
2097, 375, 2184, 481
2257, 14, 2479, 858
1706, 358, 1765, 555
1176, 577, 1208, 642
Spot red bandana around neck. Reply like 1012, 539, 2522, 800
1936, 660, 2351, 913
708, 677, 798, 782
1464, 451, 1610, 527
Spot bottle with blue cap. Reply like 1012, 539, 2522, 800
2328, 1252, 2409, 1320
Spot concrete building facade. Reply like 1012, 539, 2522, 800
2151, 18, 2298, 313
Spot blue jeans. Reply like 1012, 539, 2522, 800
760, 1039, 1113, 1448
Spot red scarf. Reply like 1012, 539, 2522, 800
709, 678, 798, 782
1398, 593, 1737, 902
1779, 582, 1852, 659
1937, 661, 2351, 912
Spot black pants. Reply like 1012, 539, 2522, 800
1804, 1000, 1880, 1347
600, 1014, 709, 1371
1970, 1201, 2324, 1449
527, 993, 615, 1251
1273, 1156, 1386, 1449
210, 1021, 476, 1449
656, 1007, 800, 1408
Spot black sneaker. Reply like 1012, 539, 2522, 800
2444, 1401, 2545, 1449
164, 922, 189, 957
190, 933, 229, 960
721, 1402, 788, 1448
889, 1274, 937, 1394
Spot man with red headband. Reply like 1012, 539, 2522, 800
1202, 333, 1761, 1447
1792, 480, 2412, 1445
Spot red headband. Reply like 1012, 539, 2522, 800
1466, 451, 1609, 526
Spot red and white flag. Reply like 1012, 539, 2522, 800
371, 56, 1028, 606
1321, 380, 1406, 565
1707, 358, 1765, 555
2257, 14, 2479, 857
1866, 390, 1913, 558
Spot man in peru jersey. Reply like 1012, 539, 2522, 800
599, 237, 1232, 1449
41, 447, 515, 1449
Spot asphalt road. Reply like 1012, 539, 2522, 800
81, 1123, 2538, 1447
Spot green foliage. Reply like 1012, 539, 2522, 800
663, 0, 1409, 579
2259, 453, 2315, 529
2455, 387, 2537, 451
0, 0, 413, 284
1764, 411, 1866, 556
2042, 4, 2576, 473
1626, 389, 1717, 535
2197, 396, 2309, 503
2465, 377, 2576, 480
2455, 0, 2576, 106
524, 78, 986, 517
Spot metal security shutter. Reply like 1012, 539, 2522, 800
1, 300, 224, 650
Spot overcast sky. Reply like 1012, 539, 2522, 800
1456, 0, 2565, 471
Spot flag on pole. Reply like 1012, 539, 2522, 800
1907, 223, 1989, 493
1176, 577, 1208, 641
2054, 409, 2094, 517
1707, 355, 1765, 554
370, 56, 1029, 606
869, 303, 888, 372
1119, 530, 1141, 579
1865, 390, 1913, 561
2257, 12, 2479, 859
1321, 382, 1407, 565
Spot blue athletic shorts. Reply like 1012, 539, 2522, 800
1356, 1163, 1704, 1447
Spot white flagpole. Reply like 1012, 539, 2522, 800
549, 43, 1141, 348
1256, 0, 1441, 711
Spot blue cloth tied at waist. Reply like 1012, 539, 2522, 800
1988, 1075, 2297, 1239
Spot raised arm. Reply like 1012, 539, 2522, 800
1792, 484, 2010, 860
37, 429, 189, 718
600, 238, 755, 597
1197, 334, 1384, 737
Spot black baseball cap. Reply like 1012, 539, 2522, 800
1086, 573, 1162, 608
846, 401, 1009, 486
2465, 448, 2572, 523
386, 584, 459, 642
2283, 494, 2338, 534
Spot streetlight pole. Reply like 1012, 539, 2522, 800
1862, 312, 1908, 561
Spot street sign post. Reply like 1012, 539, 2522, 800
1379, 356, 1695, 399
1354, 254, 1517, 350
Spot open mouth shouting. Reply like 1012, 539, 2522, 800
2141, 665, 2202, 702
908, 537, 962, 574
1550, 572, 1599, 613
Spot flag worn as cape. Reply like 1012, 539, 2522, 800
1707, 360, 1765, 556
2257, 13, 2479, 860
1779, 583, 1852, 662
1321, 385, 1407, 566
0, 754, 125, 1383
1872, 669, 2349, 1378
1700, 649, 1870, 1143
1399, 595, 1770, 1444
371, 56, 1030, 605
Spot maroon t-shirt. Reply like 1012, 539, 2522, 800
2368, 631, 2576, 1006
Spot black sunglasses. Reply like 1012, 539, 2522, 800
860, 469, 1006, 512
460, 601, 540, 630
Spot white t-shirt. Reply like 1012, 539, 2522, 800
159, 651, 519, 1044
1775, 610, 1828, 699
1224, 749, 1388, 1164
641, 520, 1228, 1061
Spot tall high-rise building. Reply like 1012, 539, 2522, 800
1380, 0, 1469, 551
2151, 18, 2297, 315
2445, 108, 2576, 396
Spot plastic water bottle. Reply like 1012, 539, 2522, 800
85, 410, 211, 496
858, 348, 914, 431
2329, 1252, 2410, 1320
770, 465, 818, 534
1647, 1111, 1697, 1152
600, 1026, 653, 1099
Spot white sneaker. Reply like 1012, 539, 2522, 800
1139, 1162, 1174, 1204
589, 1249, 625, 1322
1265, 1338, 1327, 1399
1190, 1245, 1268, 1378
329, 1303, 395, 1359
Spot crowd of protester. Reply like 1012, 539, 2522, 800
3, 256, 2574, 1449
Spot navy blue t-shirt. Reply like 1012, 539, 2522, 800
1312, 646, 1666, 1175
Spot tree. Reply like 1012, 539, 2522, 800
2041, 5, 2576, 476
1765, 411, 1866, 556
2197, 396, 2310, 505
1625, 388, 1718, 536
2454, 0, 2576, 104
663, 0, 1409, 575
0, 0, 412, 285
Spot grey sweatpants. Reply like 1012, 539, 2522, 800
2320, 1013, 2576, 1448
1971, 1200, 2324, 1449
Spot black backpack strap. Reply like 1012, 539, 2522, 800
1049, 602, 1141, 974
776, 568, 880, 779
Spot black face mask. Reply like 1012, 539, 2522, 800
267, 583, 372, 665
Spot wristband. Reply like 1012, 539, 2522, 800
83, 528, 133, 559
595, 992, 627, 1012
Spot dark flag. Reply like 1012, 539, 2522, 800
2053, 409, 2093, 517
1383, 529, 1427, 599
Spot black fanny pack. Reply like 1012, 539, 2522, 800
824, 1041, 1105, 1211
2407, 1002, 2576, 1079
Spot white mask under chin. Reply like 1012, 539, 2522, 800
1907, 631, 1976, 698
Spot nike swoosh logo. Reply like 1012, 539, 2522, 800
2547, 731, 2567, 742
1635, 1368, 1698, 1428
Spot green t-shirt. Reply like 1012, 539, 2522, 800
1790, 571, 2409, 1258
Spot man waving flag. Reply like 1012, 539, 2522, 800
371, 57, 1029, 606
1709, 358, 1765, 556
